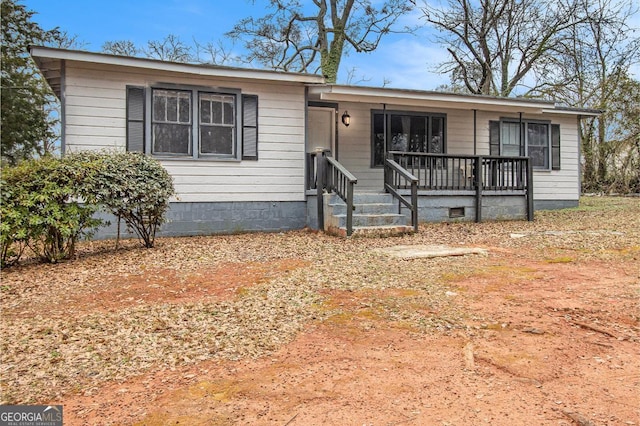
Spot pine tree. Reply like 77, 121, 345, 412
1, 0, 60, 165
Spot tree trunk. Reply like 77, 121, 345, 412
321, 36, 344, 83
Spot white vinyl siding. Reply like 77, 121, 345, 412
62, 61, 307, 203
529, 116, 580, 201
479, 114, 580, 201
333, 104, 579, 201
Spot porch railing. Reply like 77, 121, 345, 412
326, 157, 358, 202
388, 151, 534, 221
312, 150, 358, 236
384, 158, 419, 232
390, 151, 477, 191
306, 151, 319, 190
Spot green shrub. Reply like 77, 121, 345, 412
0, 177, 28, 267
1, 156, 103, 265
1, 152, 174, 266
74, 151, 175, 248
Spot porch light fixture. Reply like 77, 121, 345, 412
341, 111, 351, 127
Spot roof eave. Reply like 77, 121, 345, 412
309, 85, 595, 115
29, 46, 325, 84
542, 107, 602, 117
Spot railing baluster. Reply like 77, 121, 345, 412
445, 157, 449, 189
384, 152, 528, 195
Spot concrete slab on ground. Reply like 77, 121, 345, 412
374, 245, 488, 259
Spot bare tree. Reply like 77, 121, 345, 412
540, 0, 640, 192
102, 35, 195, 62
603, 75, 640, 193
193, 39, 241, 66
344, 66, 372, 85
227, 0, 414, 82
49, 30, 87, 50
143, 34, 194, 62
102, 40, 139, 56
422, 0, 585, 96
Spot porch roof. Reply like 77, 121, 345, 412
307, 84, 601, 116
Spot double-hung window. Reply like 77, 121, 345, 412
490, 119, 561, 170
152, 89, 192, 155
199, 93, 235, 156
527, 122, 551, 169
500, 121, 523, 157
126, 85, 258, 161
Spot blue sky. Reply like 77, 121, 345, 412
23, 0, 451, 90
22, 0, 640, 90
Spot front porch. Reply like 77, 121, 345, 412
307, 151, 533, 236
302, 84, 596, 236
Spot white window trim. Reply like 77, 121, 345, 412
500, 118, 552, 171
145, 84, 242, 161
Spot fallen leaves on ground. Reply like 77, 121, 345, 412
0, 196, 638, 407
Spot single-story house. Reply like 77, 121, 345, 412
30, 46, 600, 237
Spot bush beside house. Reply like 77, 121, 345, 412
0, 152, 174, 267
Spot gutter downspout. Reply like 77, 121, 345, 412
519, 112, 523, 156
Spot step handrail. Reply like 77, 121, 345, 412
316, 151, 358, 236
384, 158, 419, 232
326, 156, 358, 236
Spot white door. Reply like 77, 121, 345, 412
308, 107, 335, 156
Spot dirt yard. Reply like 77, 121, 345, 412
1, 196, 638, 425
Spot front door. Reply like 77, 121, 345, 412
308, 106, 335, 157
306, 106, 336, 191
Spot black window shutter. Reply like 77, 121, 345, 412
489, 121, 500, 156
126, 86, 145, 153
242, 94, 258, 160
551, 124, 561, 170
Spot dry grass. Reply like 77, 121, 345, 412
1, 195, 638, 404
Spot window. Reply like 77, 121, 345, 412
152, 89, 192, 155
372, 111, 446, 166
527, 122, 550, 169
199, 93, 235, 156
500, 121, 523, 157
126, 85, 258, 160
489, 119, 561, 170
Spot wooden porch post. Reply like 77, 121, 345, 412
526, 158, 534, 221
346, 180, 354, 236
411, 180, 418, 232
475, 156, 483, 222
383, 103, 387, 162
316, 148, 327, 231
519, 112, 524, 156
